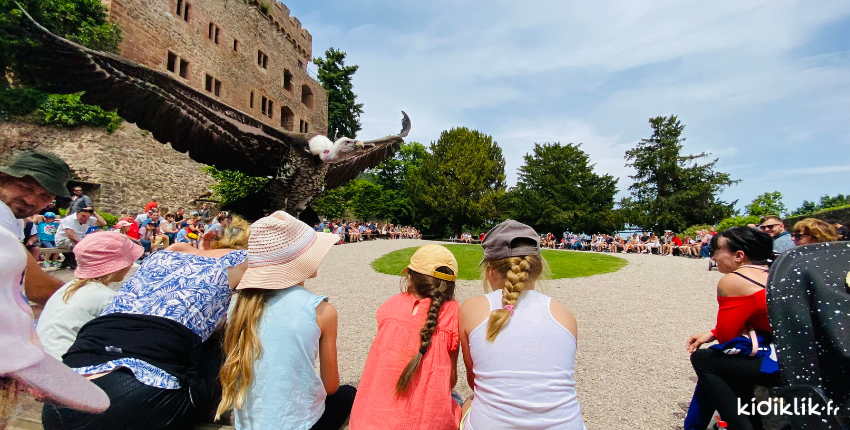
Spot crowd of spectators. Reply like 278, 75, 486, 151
313, 219, 422, 244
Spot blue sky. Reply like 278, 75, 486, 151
293, 0, 850, 213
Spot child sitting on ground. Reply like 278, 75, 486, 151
350, 244, 462, 430
37, 212, 60, 267
36, 232, 143, 359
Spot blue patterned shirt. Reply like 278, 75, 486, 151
73, 249, 248, 389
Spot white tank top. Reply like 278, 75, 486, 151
466, 290, 585, 430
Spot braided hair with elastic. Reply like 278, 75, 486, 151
484, 253, 544, 343
395, 266, 456, 394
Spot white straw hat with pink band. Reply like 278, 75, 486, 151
238, 211, 339, 290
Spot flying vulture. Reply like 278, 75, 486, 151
13, 7, 410, 220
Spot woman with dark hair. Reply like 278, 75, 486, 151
684, 227, 779, 430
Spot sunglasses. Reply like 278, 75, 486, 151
758, 223, 781, 231
792, 233, 810, 241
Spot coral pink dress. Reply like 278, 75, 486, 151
350, 293, 461, 430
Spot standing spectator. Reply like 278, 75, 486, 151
38, 212, 61, 266
791, 218, 838, 246
758, 215, 794, 254
199, 203, 211, 220
144, 196, 159, 213
39, 199, 59, 216
824, 218, 849, 241
67, 186, 92, 216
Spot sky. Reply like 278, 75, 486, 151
292, 0, 850, 213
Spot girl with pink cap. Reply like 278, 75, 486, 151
36, 232, 143, 359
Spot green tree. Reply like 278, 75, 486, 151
313, 48, 363, 140
745, 191, 786, 217
509, 143, 620, 235
409, 128, 506, 236
791, 193, 850, 216
373, 141, 427, 225
202, 166, 269, 205
716, 215, 761, 232
620, 115, 737, 233
0, 0, 123, 130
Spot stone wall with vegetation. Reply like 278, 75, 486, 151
785, 207, 850, 228
0, 120, 216, 216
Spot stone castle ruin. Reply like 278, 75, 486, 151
0, 0, 328, 216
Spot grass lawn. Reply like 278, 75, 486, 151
371, 244, 627, 280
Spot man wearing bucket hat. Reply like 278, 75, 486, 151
0, 151, 73, 305
0, 227, 110, 428
216, 211, 357, 430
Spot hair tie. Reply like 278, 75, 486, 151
418, 346, 427, 355
504, 305, 515, 315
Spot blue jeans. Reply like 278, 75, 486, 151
40, 240, 56, 248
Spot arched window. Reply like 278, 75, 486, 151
283, 69, 293, 92
301, 84, 313, 109
280, 106, 294, 131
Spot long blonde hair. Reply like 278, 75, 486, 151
483, 252, 545, 343
215, 289, 271, 420
211, 216, 250, 250
395, 268, 456, 394
63, 275, 113, 303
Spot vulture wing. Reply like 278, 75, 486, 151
324, 111, 411, 189
15, 7, 317, 178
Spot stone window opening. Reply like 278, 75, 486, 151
257, 50, 268, 69
208, 23, 220, 44
298, 59, 303, 69
181, 2, 191, 21
166, 51, 177, 72
249, 91, 254, 109
233, 39, 239, 52
260, 97, 274, 119
178, 58, 188, 78
301, 85, 313, 109
267, 100, 274, 119
261, 96, 267, 115
299, 119, 309, 133
280, 106, 294, 130
283, 69, 293, 92
205, 74, 221, 97
176, 0, 183, 17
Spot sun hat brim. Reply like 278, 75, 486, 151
74, 240, 144, 279
11, 354, 110, 413
237, 231, 339, 290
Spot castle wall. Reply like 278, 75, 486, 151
105, 0, 328, 134
0, 120, 216, 216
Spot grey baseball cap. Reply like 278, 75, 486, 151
479, 220, 540, 265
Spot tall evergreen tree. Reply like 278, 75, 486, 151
510, 143, 620, 235
313, 47, 364, 140
620, 115, 737, 233
410, 128, 506, 236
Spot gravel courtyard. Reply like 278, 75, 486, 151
310, 239, 721, 430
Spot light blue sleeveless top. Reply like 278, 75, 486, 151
235, 286, 328, 430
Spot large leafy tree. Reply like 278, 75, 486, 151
619, 115, 737, 233
745, 191, 786, 217
510, 143, 621, 235
791, 193, 849, 216
410, 128, 506, 236
313, 48, 363, 140
373, 141, 427, 225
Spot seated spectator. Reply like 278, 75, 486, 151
114, 220, 145, 251
160, 213, 178, 244
37, 212, 60, 267
459, 220, 584, 429
55, 208, 106, 270
350, 245, 461, 429
216, 211, 355, 429
200, 213, 229, 250
199, 203, 211, 221
824, 218, 849, 241
174, 207, 186, 223
791, 218, 838, 245
684, 227, 778, 430
121, 212, 141, 240
36, 233, 143, 359
43, 223, 249, 429
135, 208, 154, 225
140, 219, 170, 253
174, 221, 197, 247
758, 215, 794, 254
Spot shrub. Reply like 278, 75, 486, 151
716, 215, 761, 232
0, 88, 47, 119
259, 3, 270, 14
97, 211, 119, 227
35, 93, 123, 132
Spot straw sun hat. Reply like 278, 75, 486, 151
238, 211, 339, 290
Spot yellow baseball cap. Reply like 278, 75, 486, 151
401, 244, 459, 282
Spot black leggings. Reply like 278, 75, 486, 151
691, 348, 780, 430
311, 384, 357, 430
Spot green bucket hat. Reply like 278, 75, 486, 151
0, 151, 72, 198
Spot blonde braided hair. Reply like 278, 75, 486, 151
484, 254, 544, 343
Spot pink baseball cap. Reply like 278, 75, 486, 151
0, 227, 109, 413
114, 220, 133, 229
73, 231, 144, 279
